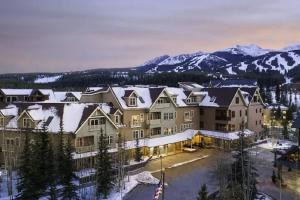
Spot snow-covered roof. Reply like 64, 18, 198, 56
53, 91, 82, 102
112, 86, 165, 109
1, 103, 115, 133
165, 87, 188, 107
0, 89, 32, 96
199, 129, 254, 141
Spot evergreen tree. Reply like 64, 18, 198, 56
197, 184, 209, 200
134, 137, 143, 162
48, 141, 57, 200
231, 133, 258, 200
61, 138, 78, 200
29, 122, 52, 198
16, 132, 36, 200
57, 122, 66, 185
96, 132, 114, 199
275, 84, 281, 103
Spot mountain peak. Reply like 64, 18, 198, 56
222, 44, 270, 57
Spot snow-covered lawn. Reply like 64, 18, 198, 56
0, 171, 158, 200
258, 139, 296, 150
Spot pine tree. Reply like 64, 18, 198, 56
29, 123, 52, 198
231, 133, 258, 200
96, 132, 114, 199
57, 122, 66, 185
16, 131, 35, 200
61, 138, 78, 200
134, 137, 143, 162
48, 141, 57, 200
197, 184, 209, 200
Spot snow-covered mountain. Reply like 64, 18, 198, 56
136, 44, 300, 81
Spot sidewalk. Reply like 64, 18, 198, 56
143, 148, 215, 173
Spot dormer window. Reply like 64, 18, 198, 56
235, 97, 239, 104
129, 97, 137, 106
23, 118, 32, 128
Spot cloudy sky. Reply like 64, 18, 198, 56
0, 0, 300, 73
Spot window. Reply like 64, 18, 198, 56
184, 111, 191, 121
256, 121, 258, 125
163, 113, 174, 120
245, 110, 248, 116
191, 110, 194, 117
150, 128, 161, 136
89, 118, 105, 130
140, 130, 144, 138
172, 97, 177, 102
231, 111, 235, 118
131, 115, 141, 127
200, 108, 204, 115
108, 136, 113, 145
164, 128, 169, 135
140, 113, 144, 122
23, 118, 32, 128
259, 108, 262, 113
129, 97, 136, 106
240, 110, 242, 117
235, 97, 239, 104
115, 115, 120, 124
164, 113, 169, 120
256, 109, 258, 113
133, 130, 139, 139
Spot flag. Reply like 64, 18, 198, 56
153, 180, 163, 200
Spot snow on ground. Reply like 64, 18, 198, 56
258, 138, 296, 150
34, 75, 62, 83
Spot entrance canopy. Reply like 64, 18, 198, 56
199, 129, 254, 141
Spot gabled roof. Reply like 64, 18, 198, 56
201, 87, 241, 107
123, 90, 136, 98
0, 103, 113, 133
149, 87, 165, 103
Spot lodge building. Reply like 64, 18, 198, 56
0, 82, 265, 169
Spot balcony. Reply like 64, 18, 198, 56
155, 103, 170, 109
75, 145, 95, 153
88, 125, 105, 131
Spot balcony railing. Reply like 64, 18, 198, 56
155, 103, 170, 109
75, 145, 95, 153
88, 125, 105, 131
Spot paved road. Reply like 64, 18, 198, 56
125, 149, 229, 200
125, 147, 300, 200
